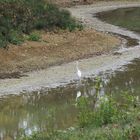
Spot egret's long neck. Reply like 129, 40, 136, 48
76, 62, 79, 70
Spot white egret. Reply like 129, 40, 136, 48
76, 61, 82, 79
76, 91, 81, 101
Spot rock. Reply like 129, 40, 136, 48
113, 52, 122, 55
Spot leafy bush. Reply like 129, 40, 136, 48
8, 30, 25, 45
0, 0, 83, 48
76, 95, 119, 127
0, 33, 7, 48
34, 3, 82, 31
28, 32, 41, 41
77, 92, 140, 128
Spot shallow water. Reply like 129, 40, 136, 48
97, 7, 140, 33
0, 58, 140, 139
0, 7, 140, 140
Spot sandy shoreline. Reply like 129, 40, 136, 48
0, 1, 140, 95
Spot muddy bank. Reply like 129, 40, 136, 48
0, 1, 140, 95
1, 44, 140, 95
0, 29, 120, 77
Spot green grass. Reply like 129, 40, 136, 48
27, 32, 41, 42
30, 123, 140, 140
18, 124, 140, 140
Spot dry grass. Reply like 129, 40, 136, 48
0, 29, 120, 75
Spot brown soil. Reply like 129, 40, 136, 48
0, 29, 120, 77
48, 0, 139, 7
47, 0, 91, 7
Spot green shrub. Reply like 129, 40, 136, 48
77, 95, 119, 128
77, 92, 140, 128
28, 32, 41, 41
34, 3, 82, 31
8, 30, 25, 45
0, 33, 7, 48
0, 0, 83, 48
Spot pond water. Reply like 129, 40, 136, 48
97, 7, 140, 33
0, 7, 140, 140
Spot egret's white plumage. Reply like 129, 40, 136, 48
76, 91, 81, 101
75, 61, 82, 103
76, 61, 82, 79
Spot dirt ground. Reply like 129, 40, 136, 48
0, 29, 120, 78
48, 0, 139, 7
48, 0, 92, 7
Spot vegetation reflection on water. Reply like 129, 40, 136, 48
0, 58, 140, 139
0, 7, 140, 139
0, 87, 77, 139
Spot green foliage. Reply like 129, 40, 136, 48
34, 3, 82, 31
8, 30, 25, 45
0, 33, 7, 48
0, 0, 83, 48
76, 97, 92, 127
77, 91, 140, 128
28, 32, 41, 41
19, 123, 140, 140
77, 95, 119, 127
